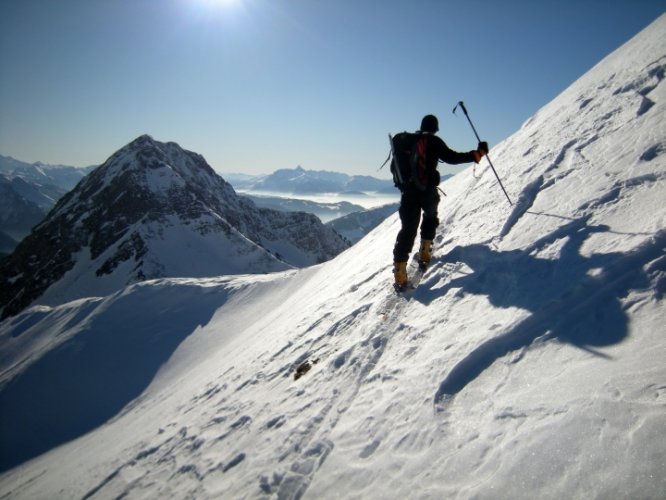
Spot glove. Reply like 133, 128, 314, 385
471, 141, 489, 163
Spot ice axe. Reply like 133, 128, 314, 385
453, 101, 513, 206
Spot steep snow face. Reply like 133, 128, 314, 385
0, 136, 349, 317
1, 14, 665, 500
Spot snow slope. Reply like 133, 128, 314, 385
1, 14, 665, 500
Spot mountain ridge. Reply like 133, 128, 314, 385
0, 155, 94, 254
226, 166, 396, 194
0, 135, 349, 318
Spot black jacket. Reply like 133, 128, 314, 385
419, 133, 477, 188
426, 134, 477, 165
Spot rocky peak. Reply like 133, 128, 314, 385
0, 136, 349, 318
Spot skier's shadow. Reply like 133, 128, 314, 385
419, 216, 665, 405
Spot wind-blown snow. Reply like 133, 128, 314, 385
1, 14, 665, 500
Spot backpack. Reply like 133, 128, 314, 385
388, 132, 430, 191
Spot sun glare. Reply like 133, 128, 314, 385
203, 0, 240, 7
188, 0, 246, 19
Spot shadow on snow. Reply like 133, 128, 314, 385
0, 283, 228, 473
427, 216, 666, 407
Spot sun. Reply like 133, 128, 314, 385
189, 0, 242, 12
203, 0, 241, 7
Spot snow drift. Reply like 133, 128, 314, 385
1, 13, 665, 500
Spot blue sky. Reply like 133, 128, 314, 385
0, 0, 664, 177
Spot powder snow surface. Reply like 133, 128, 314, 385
1, 14, 666, 500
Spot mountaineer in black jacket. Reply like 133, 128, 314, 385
393, 114, 488, 289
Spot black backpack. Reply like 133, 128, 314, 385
387, 132, 430, 191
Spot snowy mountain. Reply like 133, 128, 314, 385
326, 203, 400, 243
0, 155, 96, 196
245, 194, 365, 223
0, 156, 93, 253
0, 176, 46, 253
0, 136, 349, 318
226, 166, 395, 194
225, 167, 401, 225
0, 172, 63, 212
1, 14, 665, 500
0, 232, 19, 258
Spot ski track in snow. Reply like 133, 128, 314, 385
73, 274, 428, 499
74, 252, 473, 500
245, 266, 437, 498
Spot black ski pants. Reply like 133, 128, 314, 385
393, 185, 440, 263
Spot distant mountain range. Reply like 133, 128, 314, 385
224, 167, 404, 238
0, 136, 349, 318
0, 156, 95, 254
0, 155, 96, 195
326, 203, 400, 243
1, 158, 401, 256
243, 194, 366, 223
224, 166, 396, 195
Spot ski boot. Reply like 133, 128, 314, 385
393, 261, 408, 291
418, 239, 433, 269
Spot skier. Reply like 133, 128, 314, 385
393, 114, 488, 289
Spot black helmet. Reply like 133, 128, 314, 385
420, 114, 439, 133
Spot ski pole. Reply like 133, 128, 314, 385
453, 101, 513, 206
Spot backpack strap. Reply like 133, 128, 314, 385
378, 142, 392, 171
411, 133, 430, 189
